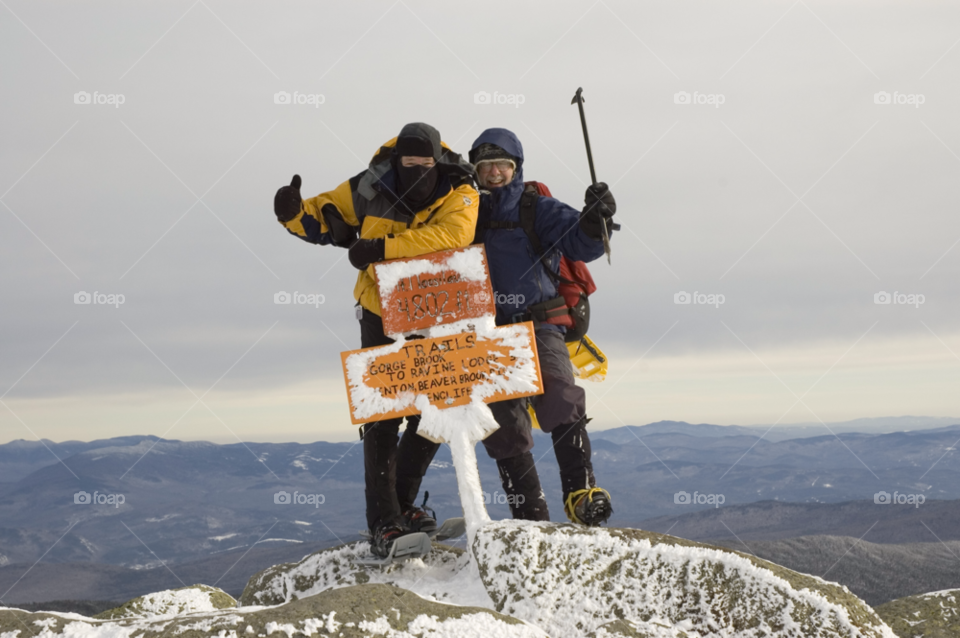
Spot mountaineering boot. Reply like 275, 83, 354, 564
496, 452, 550, 521
401, 491, 438, 535
564, 487, 613, 526
551, 417, 596, 497
371, 521, 407, 558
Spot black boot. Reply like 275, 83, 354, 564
552, 417, 613, 525
496, 452, 550, 521
551, 417, 595, 497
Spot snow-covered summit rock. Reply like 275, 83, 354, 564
94, 584, 236, 619
1, 583, 543, 638
473, 521, 897, 638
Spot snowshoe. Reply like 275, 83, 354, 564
564, 487, 612, 526
359, 516, 465, 542
355, 524, 432, 566
430, 516, 465, 541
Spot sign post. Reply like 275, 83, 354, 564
339, 246, 542, 538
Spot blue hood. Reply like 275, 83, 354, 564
469, 128, 606, 328
470, 128, 524, 166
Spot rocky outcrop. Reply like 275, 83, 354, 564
94, 584, 236, 619
239, 541, 472, 608
473, 521, 897, 638
876, 588, 960, 637
1, 583, 544, 637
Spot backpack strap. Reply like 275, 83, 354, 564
518, 184, 578, 287
476, 183, 577, 287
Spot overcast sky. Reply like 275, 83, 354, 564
1, 0, 958, 445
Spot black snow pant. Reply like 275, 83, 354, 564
489, 329, 596, 506
481, 399, 550, 521
532, 329, 596, 498
359, 309, 440, 532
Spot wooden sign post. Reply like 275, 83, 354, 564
339, 246, 543, 538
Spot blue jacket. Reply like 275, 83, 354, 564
470, 128, 606, 329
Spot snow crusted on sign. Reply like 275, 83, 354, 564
474, 521, 897, 638
345, 337, 410, 421
374, 245, 488, 300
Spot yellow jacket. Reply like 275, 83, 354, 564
280, 138, 479, 315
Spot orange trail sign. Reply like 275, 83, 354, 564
340, 322, 542, 427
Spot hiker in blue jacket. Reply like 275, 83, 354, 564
469, 127, 616, 525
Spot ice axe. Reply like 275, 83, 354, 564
571, 87, 612, 264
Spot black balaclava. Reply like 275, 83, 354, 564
394, 123, 442, 213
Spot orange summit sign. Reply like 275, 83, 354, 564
340, 246, 543, 425
373, 245, 496, 336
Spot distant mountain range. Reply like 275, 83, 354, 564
640, 498, 960, 544
1, 419, 957, 568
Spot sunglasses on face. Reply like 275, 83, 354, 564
477, 160, 516, 172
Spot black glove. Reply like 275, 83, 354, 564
321, 204, 357, 247
580, 182, 616, 241
348, 238, 385, 270
274, 174, 302, 222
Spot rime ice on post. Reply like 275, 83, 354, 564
339, 246, 543, 540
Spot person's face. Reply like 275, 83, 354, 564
477, 160, 515, 189
400, 156, 436, 168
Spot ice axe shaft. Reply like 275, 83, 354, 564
571, 87, 611, 264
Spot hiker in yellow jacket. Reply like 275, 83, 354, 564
272, 123, 478, 557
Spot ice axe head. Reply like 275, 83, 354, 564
571, 87, 584, 105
